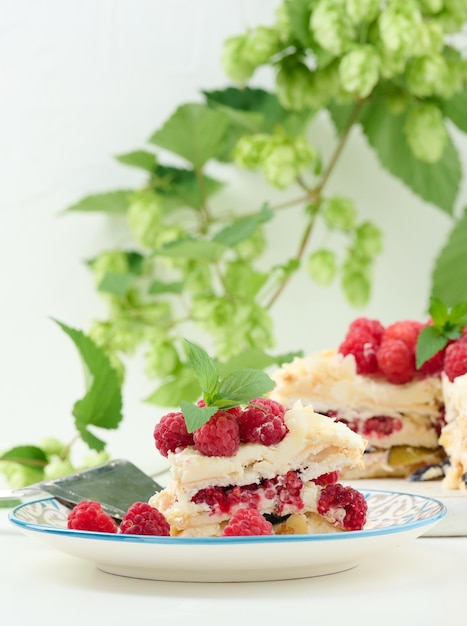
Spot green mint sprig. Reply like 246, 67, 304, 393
416, 298, 467, 368
180, 339, 275, 433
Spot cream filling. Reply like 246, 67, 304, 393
440, 373, 467, 490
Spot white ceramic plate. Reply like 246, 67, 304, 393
9, 489, 445, 582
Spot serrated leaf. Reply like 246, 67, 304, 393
64, 190, 132, 214
218, 368, 275, 404
213, 204, 273, 247
443, 87, 467, 133
431, 207, 467, 306
55, 320, 123, 451
0, 445, 48, 468
416, 325, 449, 368
327, 101, 356, 135
116, 150, 157, 172
180, 402, 218, 433
98, 272, 135, 297
184, 340, 219, 397
154, 237, 226, 261
428, 297, 449, 326
151, 165, 225, 210
149, 103, 230, 168
450, 302, 467, 327
360, 102, 461, 215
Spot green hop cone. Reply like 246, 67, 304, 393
341, 266, 371, 307
221, 34, 255, 83
44, 458, 75, 480
338, 45, 380, 98
127, 192, 163, 249
145, 339, 180, 379
345, 0, 380, 24
307, 249, 337, 286
276, 59, 315, 111
90, 250, 129, 287
0, 462, 44, 489
412, 21, 444, 56
310, 0, 356, 57
275, 3, 293, 42
39, 437, 68, 459
419, 0, 444, 14
234, 228, 266, 262
79, 450, 111, 470
322, 196, 358, 232
243, 26, 281, 67
378, 0, 423, 57
355, 222, 383, 258
233, 134, 272, 170
436, 0, 467, 33
404, 104, 448, 164
405, 54, 449, 98
261, 135, 315, 189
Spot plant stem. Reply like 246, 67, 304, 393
264, 101, 366, 310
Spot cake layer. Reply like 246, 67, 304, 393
164, 402, 366, 498
440, 373, 467, 490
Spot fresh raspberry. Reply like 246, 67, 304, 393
338, 328, 381, 374
376, 338, 415, 384
262, 470, 304, 514
362, 415, 403, 438
418, 346, 446, 376
222, 508, 273, 536
313, 471, 339, 486
67, 501, 118, 533
444, 340, 467, 382
382, 320, 423, 352
192, 483, 261, 514
317, 483, 367, 531
348, 317, 385, 343
119, 502, 170, 536
153, 411, 194, 457
237, 398, 288, 445
193, 410, 240, 456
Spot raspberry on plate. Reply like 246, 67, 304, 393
222, 508, 273, 536
67, 501, 118, 533
193, 410, 240, 457
120, 502, 170, 536
444, 340, 467, 382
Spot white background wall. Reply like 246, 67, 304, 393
1, 0, 466, 473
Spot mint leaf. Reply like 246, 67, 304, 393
180, 401, 218, 434
184, 340, 219, 398
431, 207, 467, 305
416, 326, 449, 368
116, 150, 157, 172
361, 101, 461, 215
217, 368, 275, 404
149, 103, 230, 168
55, 320, 123, 451
428, 297, 449, 326
64, 190, 132, 214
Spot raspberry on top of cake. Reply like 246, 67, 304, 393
269, 311, 467, 485
149, 340, 368, 537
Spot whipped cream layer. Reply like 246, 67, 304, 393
166, 401, 366, 498
440, 373, 467, 490
269, 350, 443, 421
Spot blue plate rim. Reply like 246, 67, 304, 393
8, 488, 446, 545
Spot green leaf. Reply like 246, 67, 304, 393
180, 402, 218, 434
55, 320, 123, 451
0, 446, 48, 468
431, 207, 467, 305
149, 103, 230, 168
450, 301, 467, 327
428, 297, 449, 326
150, 165, 225, 210
184, 340, 219, 397
148, 280, 184, 295
284, 0, 315, 48
64, 190, 132, 214
327, 102, 356, 135
360, 101, 461, 215
443, 87, 467, 133
213, 204, 273, 247
98, 272, 135, 297
416, 325, 449, 368
218, 368, 275, 404
115, 150, 157, 172
154, 237, 226, 261
216, 348, 302, 377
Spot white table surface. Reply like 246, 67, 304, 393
1, 506, 466, 626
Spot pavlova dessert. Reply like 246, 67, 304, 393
67, 340, 369, 536
269, 301, 467, 489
